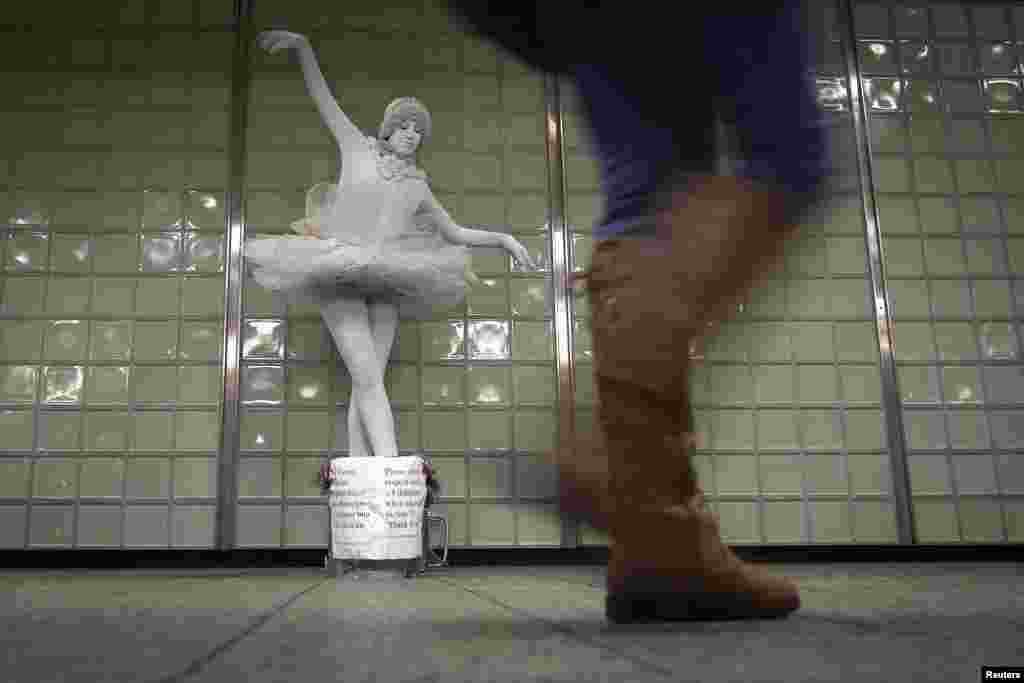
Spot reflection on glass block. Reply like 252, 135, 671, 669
141, 233, 182, 272
859, 41, 896, 73
981, 43, 1020, 75
903, 79, 939, 111
422, 321, 465, 360
816, 77, 849, 111
184, 234, 224, 272
5, 232, 48, 271
43, 366, 83, 404
899, 41, 932, 74
185, 191, 225, 230
45, 320, 87, 361
242, 320, 283, 359
979, 322, 1018, 359
242, 365, 283, 405
864, 78, 902, 111
984, 79, 1022, 112
934, 42, 977, 76
50, 236, 91, 272
468, 320, 510, 360
180, 323, 222, 361
10, 196, 50, 226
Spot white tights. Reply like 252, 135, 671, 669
320, 298, 399, 458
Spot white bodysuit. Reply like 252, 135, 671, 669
244, 136, 473, 318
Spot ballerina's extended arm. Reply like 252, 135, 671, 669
258, 31, 363, 153
423, 193, 538, 270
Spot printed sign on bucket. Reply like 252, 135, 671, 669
329, 456, 426, 560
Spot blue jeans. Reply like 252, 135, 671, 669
449, 1, 829, 238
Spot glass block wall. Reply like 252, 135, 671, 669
0, 2, 233, 548
238, 0, 561, 548
565, 1, 899, 546
855, 1, 1024, 543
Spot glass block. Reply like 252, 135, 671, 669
829, 279, 871, 319
917, 196, 957, 234
912, 498, 958, 542
898, 365, 940, 404
763, 501, 803, 543
516, 503, 562, 545
860, 41, 897, 73
892, 321, 933, 361
77, 506, 122, 547
709, 410, 754, 450
960, 197, 1001, 234
855, 3, 888, 36
959, 499, 1004, 542
173, 506, 215, 548
758, 410, 799, 450
801, 409, 843, 450
943, 79, 982, 112
87, 366, 131, 404
899, 41, 933, 74
90, 278, 134, 316
966, 234, 1008, 275
988, 410, 1024, 448
990, 120, 1024, 155
183, 234, 224, 272
93, 235, 140, 273
422, 411, 467, 452
929, 279, 972, 318
753, 366, 793, 405
848, 452, 891, 495
235, 505, 281, 547
468, 457, 511, 498
124, 506, 169, 548
186, 191, 226, 231
835, 322, 877, 362
242, 365, 283, 406
181, 277, 223, 316
175, 411, 219, 451
908, 453, 951, 494
852, 499, 897, 542
29, 505, 74, 547
239, 457, 282, 498
86, 322, 131, 363
43, 366, 83, 405
0, 364, 37, 403
174, 457, 216, 499
421, 321, 465, 361
285, 321, 327, 361
798, 365, 839, 404
509, 279, 550, 318
467, 320, 510, 360
141, 233, 182, 272
759, 453, 803, 495
283, 457, 322, 498
947, 410, 989, 450
50, 235, 91, 273
972, 279, 1012, 318
978, 322, 1017, 360
864, 77, 903, 112
135, 277, 180, 316
980, 42, 1019, 75
904, 79, 941, 112
934, 42, 977, 76
133, 366, 177, 404
241, 410, 283, 451
46, 277, 90, 314
873, 157, 910, 192
997, 160, 1024, 194
125, 458, 170, 499
285, 412, 330, 453
952, 453, 998, 494
284, 506, 328, 547
869, 116, 906, 153
973, 6, 1011, 39
716, 501, 760, 543
179, 366, 220, 404
32, 458, 77, 499
984, 78, 1022, 112
179, 322, 222, 362
466, 278, 508, 317
468, 411, 511, 451
243, 319, 284, 359
816, 77, 849, 112
511, 321, 553, 361
514, 409, 556, 452
841, 365, 882, 404
86, 411, 132, 451
5, 231, 48, 271
470, 502, 515, 545
511, 366, 554, 406
914, 158, 954, 193
996, 453, 1024, 494
904, 409, 947, 449
467, 366, 509, 406
286, 365, 330, 405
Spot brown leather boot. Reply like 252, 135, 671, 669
576, 174, 803, 623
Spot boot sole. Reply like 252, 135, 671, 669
606, 590, 799, 624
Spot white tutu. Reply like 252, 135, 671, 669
245, 182, 478, 319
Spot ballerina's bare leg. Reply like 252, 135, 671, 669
344, 301, 399, 457
321, 298, 399, 459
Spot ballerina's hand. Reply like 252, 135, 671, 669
257, 30, 308, 54
304, 221, 322, 239
503, 236, 538, 271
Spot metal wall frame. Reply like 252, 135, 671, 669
210, 0, 1003, 549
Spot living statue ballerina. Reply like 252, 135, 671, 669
245, 30, 538, 459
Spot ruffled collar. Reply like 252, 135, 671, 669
370, 137, 427, 182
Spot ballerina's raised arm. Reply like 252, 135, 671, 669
257, 30, 363, 153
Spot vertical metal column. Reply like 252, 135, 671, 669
840, 0, 916, 544
543, 74, 578, 547
217, 0, 254, 550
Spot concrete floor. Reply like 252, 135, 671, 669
2, 562, 1021, 682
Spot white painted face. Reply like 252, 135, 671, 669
387, 119, 422, 156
